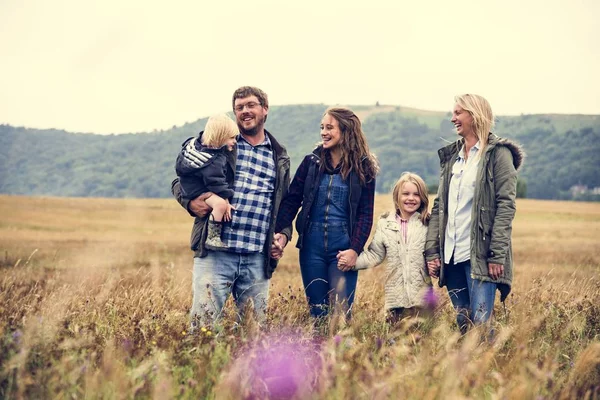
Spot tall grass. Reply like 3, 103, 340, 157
1, 195, 599, 399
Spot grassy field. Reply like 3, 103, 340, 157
1, 194, 599, 399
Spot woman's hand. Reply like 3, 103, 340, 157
488, 263, 504, 280
337, 249, 358, 271
427, 258, 441, 277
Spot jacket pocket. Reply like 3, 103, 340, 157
479, 206, 495, 235
477, 207, 494, 258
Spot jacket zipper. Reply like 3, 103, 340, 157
324, 174, 334, 252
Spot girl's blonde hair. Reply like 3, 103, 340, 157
202, 114, 239, 148
392, 172, 429, 224
454, 94, 495, 153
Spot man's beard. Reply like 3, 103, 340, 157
238, 116, 265, 137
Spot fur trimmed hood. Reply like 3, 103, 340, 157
488, 135, 525, 171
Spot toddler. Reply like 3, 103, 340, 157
175, 114, 238, 250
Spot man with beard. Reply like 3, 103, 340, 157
171, 86, 291, 330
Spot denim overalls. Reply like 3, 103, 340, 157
299, 172, 358, 318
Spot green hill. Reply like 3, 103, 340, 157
1, 104, 599, 200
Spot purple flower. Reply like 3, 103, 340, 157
228, 333, 321, 399
423, 287, 439, 310
333, 335, 342, 346
12, 329, 23, 346
253, 342, 317, 398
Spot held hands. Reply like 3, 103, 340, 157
427, 258, 441, 278
488, 263, 504, 280
270, 233, 288, 260
337, 249, 358, 272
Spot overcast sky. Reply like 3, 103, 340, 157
1, 0, 598, 134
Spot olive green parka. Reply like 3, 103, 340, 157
424, 134, 524, 301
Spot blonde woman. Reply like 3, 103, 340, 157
424, 94, 524, 335
339, 172, 432, 323
175, 113, 238, 250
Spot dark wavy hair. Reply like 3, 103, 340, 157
321, 107, 379, 185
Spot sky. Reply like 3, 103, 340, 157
1, 0, 599, 134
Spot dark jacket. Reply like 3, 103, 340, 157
424, 134, 525, 301
175, 137, 234, 200
171, 130, 291, 278
275, 146, 376, 254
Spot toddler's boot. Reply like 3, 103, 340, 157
205, 219, 228, 251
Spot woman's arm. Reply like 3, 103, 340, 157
274, 155, 311, 236
424, 187, 442, 277
488, 147, 518, 265
349, 177, 376, 254
424, 191, 441, 261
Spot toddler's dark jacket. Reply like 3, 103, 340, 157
175, 136, 234, 200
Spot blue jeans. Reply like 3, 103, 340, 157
445, 260, 496, 334
299, 222, 358, 318
190, 252, 269, 329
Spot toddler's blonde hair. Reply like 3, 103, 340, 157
202, 114, 239, 148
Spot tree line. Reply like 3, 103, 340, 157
1, 105, 598, 200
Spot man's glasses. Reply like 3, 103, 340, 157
234, 102, 262, 112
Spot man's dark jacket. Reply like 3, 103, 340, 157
171, 130, 291, 278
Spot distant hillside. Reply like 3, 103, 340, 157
1, 104, 599, 200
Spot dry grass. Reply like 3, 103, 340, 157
1, 194, 599, 399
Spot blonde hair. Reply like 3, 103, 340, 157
392, 172, 429, 224
202, 114, 239, 148
454, 94, 495, 152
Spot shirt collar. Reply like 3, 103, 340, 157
457, 140, 480, 160
238, 132, 272, 149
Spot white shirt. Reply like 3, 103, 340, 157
444, 141, 480, 264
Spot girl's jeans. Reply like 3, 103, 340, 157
300, 222, 358, 318
445, 260, 496, 334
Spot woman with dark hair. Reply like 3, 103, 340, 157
272, 107, 379, 319
425, 94, 524, 336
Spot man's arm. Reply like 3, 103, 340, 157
171, 178, 213, 218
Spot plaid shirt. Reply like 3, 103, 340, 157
223, 135, 276, 253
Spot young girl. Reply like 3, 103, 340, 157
339, 172, 432, 323
175, 113, 238, 250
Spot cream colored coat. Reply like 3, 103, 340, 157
355, 211, 431, 310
